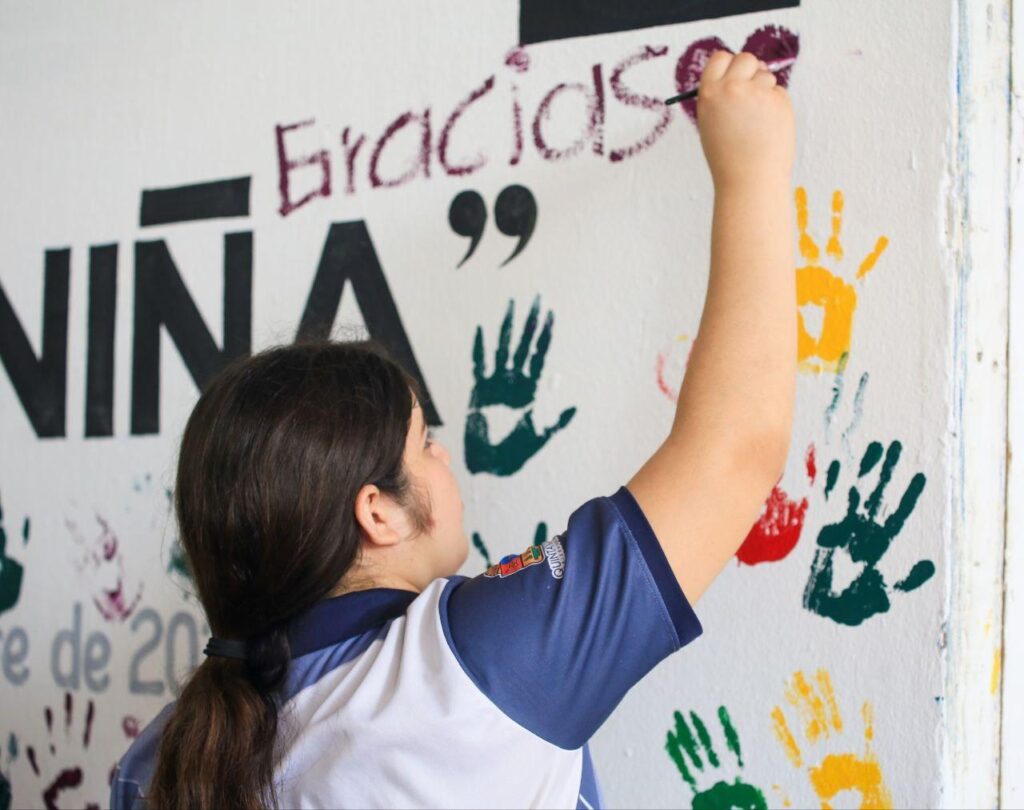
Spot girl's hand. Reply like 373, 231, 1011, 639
696, 50, 795, 191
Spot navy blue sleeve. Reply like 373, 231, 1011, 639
109, 703, 174, 809
440, 485, 702, 749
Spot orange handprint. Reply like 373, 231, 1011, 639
796, 189, 888, 374
771, 669, 893, 809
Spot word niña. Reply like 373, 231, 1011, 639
0, 222, 440, 439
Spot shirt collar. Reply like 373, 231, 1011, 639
287, 587, 419, 657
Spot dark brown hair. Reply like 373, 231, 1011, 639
148, 339, 431, 809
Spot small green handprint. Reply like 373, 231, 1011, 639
471, 522, 548, 569
465, 295, 576, 476
665, 706, 766, 810
0, 491, 27, 617
803, 439, 934, 626
0, 732, 16, 810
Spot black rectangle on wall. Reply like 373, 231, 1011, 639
520, 0, 800, 45
140, 176, 251, 227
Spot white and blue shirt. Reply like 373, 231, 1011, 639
111, 485, 702, 809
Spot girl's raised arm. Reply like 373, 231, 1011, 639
627, 50, 797, 603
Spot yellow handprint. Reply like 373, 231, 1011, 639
771, 669, 893, 809
796, 189, 888, 374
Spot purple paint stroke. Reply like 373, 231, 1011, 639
64, 693, 72, 732
673, 25, 800, 125
368, 109, 432, 188
275, 118, 332, 216
83, 700, 94, 748
609, 45, 673, 163
340, 127, 365, 195
43, 767, 83, 810
531, 64, 605, 161
510, 83, 525, 165
504, 46, 530, 73
745, 25, 799, 76
438, 75, 495, 176
673, 36, 729, 124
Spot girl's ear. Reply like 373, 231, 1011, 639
353, 484, 406, 548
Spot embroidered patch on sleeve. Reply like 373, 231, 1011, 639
485, 545, 546, 578
484, 536, 567, 580
542, 536, 565, 579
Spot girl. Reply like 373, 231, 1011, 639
111, 49, 795, 809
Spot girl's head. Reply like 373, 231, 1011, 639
149, 339, 465, 809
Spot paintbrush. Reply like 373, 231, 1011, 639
664, 56, 797, 105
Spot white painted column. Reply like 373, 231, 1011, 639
1002, 0, 1024, 804
946, 0, 1011, 807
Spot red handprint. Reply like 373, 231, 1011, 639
736, 444, 816, 566
25, 693, 100, 810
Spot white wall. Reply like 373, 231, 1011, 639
0, 1, 1004, 807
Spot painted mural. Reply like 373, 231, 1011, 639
0, 1, 957, 807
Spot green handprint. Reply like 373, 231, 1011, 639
471, 522, 548, 569
167, 539, 191, 582
0, 732, 16, 810
665, 706, 766, 810
465, 295, 576, 476
803, 439, 934, 626
0, 491, 27, 616
161, 487, 200, 605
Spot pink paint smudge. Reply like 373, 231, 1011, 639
654, 338, 696, 402
66, 511, 143, 623
122, 716, 140, 740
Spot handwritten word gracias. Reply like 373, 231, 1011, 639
275, 45, 678, 216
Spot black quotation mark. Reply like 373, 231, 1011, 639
448, 185, 538, 268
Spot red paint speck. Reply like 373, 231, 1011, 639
805, 443, 817, 484
122, 715, 141, 739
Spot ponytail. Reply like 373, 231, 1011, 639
146, 341, 428, 808
149, 631, 288, 809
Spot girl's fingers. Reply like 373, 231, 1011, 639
722, 50, 762, 80
753, 70, 778, 88
700, 50, 733, 83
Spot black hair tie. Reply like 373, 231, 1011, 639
203, 637, 248, 660
204, 627, 290, 695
